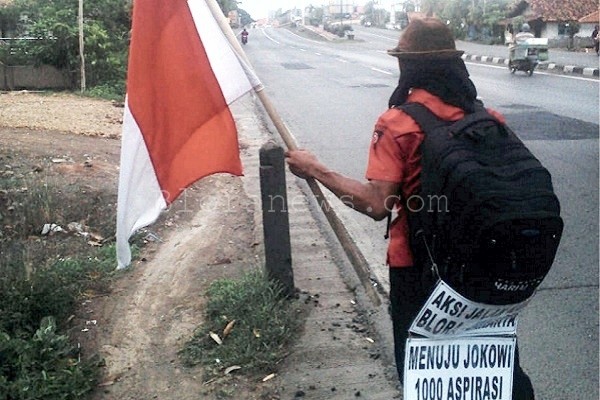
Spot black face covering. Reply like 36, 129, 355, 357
388, 58, 478, 113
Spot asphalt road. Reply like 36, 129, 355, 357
243, 24, 599, 399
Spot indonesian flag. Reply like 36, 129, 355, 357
116, 0, 260, 268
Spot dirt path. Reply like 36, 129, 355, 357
89, 175, 263, 400
0, 92, 273, 399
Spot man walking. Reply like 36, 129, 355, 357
285, 17, 536, 399
592, 24, 599, 55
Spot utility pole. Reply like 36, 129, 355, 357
78, 0, 85, 92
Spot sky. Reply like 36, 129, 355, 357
241, 0, 305, 20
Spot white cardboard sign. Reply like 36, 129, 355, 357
409, 281, 531, 338
404, 336, 516, 400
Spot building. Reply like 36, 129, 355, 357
508, 0, 598, 45
578, 9, 599, 38
326, 1, 357, 19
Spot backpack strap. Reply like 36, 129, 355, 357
398, 101, 500, 139
396, 102, 449, 134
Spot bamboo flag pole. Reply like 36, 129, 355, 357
205, 0, 381, 307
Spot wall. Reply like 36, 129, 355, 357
578, 22, 597, 38
540, 23, 558, 38
1, 64, 72, 90
548, 36, 596, 49
541, 22, 596, 49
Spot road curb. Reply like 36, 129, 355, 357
462, 53, 600, 77
299, 25, 599, 77
234, 97, 402, 398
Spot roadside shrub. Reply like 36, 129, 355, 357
0, 317, 100, 400
0, 247, 117, 399
180, 269, 303, 378
1, 0, 131, 90
85, 80, 126, 102
0, 260, 75, 337
1, 245, 118, 331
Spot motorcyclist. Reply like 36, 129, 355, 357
241, 28, 249, 44
514, 23, 534, 43
508, 22, 538, 75
592, 24, 599, 55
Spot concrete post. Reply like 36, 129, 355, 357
259, 142, 294, 296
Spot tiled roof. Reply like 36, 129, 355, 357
524, 0, 598, 21
407, 12, 427, 20
579, 10, 599, 23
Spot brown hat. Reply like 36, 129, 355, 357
387, 17, 464, 60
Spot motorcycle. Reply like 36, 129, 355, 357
508, 37, 548, 76
241, 31, 248, 45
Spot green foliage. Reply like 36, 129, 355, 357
238, 9, 253, 26
0, 317, 100, 400
2, 0, 130, 91
0, 3, 21, 37
14, 177, 61, 239
435, 0, 512, 41
82, 20, 125, 86
1, 173, 114, 244
0, 158, 120, 398
217, 0, 238, 14
27, 9, 78, 69
421, 0, 441, 16
0, 262, 76, 337
180, 270, 303, 378
0, 247, 117, 399
363, 1, 389, 27
85, 81, 126, 101
0, 245, 117, 337
305, 5, 324, 26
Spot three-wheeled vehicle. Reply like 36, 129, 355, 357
508, 37, 549, 76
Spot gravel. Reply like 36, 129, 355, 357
0, 91, 123, 138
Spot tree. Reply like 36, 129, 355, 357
238, 8, 253, 27
306, 5, 324, 26
3, 0, 131, 91
421, 0, 441, 16
439, 0, 472, 39
216, 0, 238, 15
24, 7, 79, 70
0, 4, 21, 38
363, 1, 388, 28
480, 0, 511, 43
436, 0, 511, 42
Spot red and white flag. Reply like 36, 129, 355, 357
116, 0, 260, 268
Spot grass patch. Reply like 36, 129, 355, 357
0, 153, 123, 399
180, 270, 303, 379
0, 247, 119, 399
83, 81, 126, 102
0, 317, 101, 400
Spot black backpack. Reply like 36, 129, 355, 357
399, 102, 563, 305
